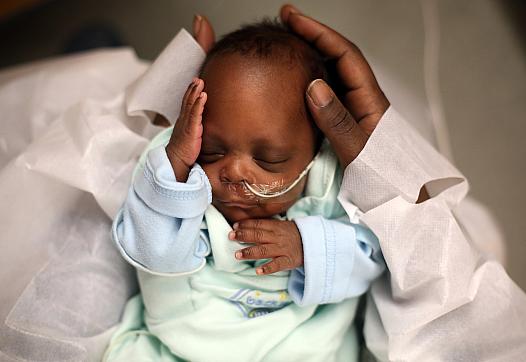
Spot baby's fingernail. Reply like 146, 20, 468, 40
228, 231, 236, 240
235, 251, 242, 259
256, 268, 263, 275
233, 222, 239, 230
307, 79, 333, 108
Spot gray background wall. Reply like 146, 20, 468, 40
1, 0, 525, 290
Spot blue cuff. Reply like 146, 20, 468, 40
112, 208, 210, 277
289, 216, 384, 306
111, 145, 212, 276
134, 145, 212, 218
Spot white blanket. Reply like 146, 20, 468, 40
0, 29, 519, 361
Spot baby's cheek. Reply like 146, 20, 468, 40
258, 182, 307, 216
259, 201, 294, 217
200, 164, 220, 190
258, 177, 307, 207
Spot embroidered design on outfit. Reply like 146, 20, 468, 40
228, 289, 291, 318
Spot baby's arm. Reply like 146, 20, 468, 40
289, 216, 385, 306
112, 146, 211, 275
231, 217, 385, 306
113, 79, 211, 275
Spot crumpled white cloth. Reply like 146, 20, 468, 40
0, 31, 203, 362
0, 28, 521, 362
338, 107, 526, 360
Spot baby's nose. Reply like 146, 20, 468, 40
219, 156, 253, 184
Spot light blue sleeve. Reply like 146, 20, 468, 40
288, 216, 385, 306
112, 145, 212, 276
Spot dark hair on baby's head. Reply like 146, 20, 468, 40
200, 18, 327, 83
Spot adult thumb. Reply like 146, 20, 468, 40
306, 79, 369, 167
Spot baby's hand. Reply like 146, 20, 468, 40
165, 78, 207, 182
228, 219, 304, 275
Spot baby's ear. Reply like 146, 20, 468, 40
193, 14, 216, 53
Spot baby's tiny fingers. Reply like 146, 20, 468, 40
181, 79, 204, 118
235, 244, 280, 261
181, 78, 198, 107
256, 256, 292, 275
179, 80, 197, 118
229, 227, 271, 244
189, 92, 207, 123
186, 79, 204, 106
233, 219, 275, 231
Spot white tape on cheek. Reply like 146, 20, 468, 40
243, 154, 318, 199
219, 152, 319, 203
244, 179, 284, 195
222, 181, 258, 201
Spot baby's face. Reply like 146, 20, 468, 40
199, 53, 317, 224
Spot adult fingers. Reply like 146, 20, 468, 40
280, 4, 389, 129
281, 5, 372, 91
306, 79, 369, 166
193, 14, 215, 53
256, 256, 294, 275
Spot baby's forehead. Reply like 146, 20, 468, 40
200, 56, 318, 152
203, 48, 310, 86
204, 51, 310, 102
203, 54, 309, 125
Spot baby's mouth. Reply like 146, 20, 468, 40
216, 198, 259, 209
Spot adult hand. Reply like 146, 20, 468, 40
193, 14, 215, 53
228, 219, 304, 275
280, 4, 390, 168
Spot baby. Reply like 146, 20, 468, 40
106, 20, 384, 362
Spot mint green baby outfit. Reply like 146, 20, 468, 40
105, 127, 383, 361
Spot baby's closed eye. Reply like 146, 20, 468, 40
253, 157, 290, 172
198, 152, 224, 163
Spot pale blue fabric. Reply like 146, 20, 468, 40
112, 143, 384, 305
290, 216, 384, 306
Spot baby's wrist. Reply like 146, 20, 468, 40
165, 146, 191, 182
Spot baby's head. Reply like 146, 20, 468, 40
198, 19, 327, 223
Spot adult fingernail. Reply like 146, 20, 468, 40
256, 268, 263, 275
233, 222, 239, 230
228, 231, 236, 240
235, 251, 242, 259
286, 4, 301, 15
281, 4, 302, 23
193, 14, 202, 36
307, 79, 333, 108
